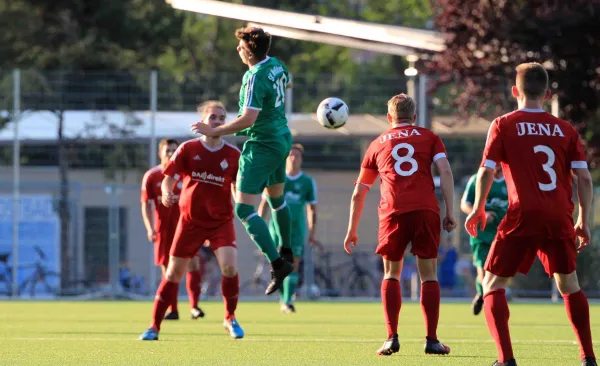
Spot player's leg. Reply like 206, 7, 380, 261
280, 231, 303, 313
186, 255, 205, 319
376, 258, 402, 356
157, 236, 179, 319
541, 238, 595, 365
471, 240, 491, 316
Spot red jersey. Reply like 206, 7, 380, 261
481, 108, 588, 238
163, 138, 240, 228
360, 124, 447, 219
141, 166, 181, 236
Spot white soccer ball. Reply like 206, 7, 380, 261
316, 97, 349, 129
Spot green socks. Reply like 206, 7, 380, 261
476, 277, 483, 296
235, 203, 280, 262
267, 195, 291, 249
279, 272, 299, 304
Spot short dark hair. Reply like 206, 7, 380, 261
291, 143, 304, 155
515, 62, 549, 99
235, 26, 272, 59
159, 138, 178, 150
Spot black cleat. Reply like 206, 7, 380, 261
424, 337, 451, 355
279, 247, 294, 264
472, 294, 484, 315
190, 307, 205, 319
265, 261, 293, 295
582, 357, 598, 366
164, 311, 179, 320
492, 359, 517, 366
377, 334, 400, 356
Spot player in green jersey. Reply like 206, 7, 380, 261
191, 27, 293, 295
258, 144, 322, 313
461, 165, 508, 315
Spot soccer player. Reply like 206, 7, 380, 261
465, 63, 596, 366
344, 93, 456, 357
140, 101, 244, 341
257, 143, 321, 313
461, 165, 508, 315
190, 27, 294, 295
141, 138, 204, 320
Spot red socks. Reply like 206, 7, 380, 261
381, 278, 401, 338
151, 279, 179, 331
186, 270, 202, 309
484, 289, 514, 363
564, 290, 596, 361
420, 281, 440, 340
222, 274, 239, 321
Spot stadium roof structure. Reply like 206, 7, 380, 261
0, 111, 490, 143
165, 0, 445, 56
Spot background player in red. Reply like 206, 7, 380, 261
140, 101, 244, 341
141, 138, 204, 320
465, 63, 596, 366
344, 94, 456, 357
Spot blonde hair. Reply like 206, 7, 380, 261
197, 100, 227, 118
515, 62, 549, 99
387, 93, 416, 123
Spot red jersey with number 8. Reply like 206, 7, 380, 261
481, 108, 588, 238
361, 124, 447, 219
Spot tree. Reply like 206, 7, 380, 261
429, 0, 600, 177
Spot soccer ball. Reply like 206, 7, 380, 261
316, 97, 349, 129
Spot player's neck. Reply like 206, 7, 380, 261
248, 56, 269, 68
518, 99, 544, 111
201, 136, 222, 148
391, 122, 414, 128
287, 167, 301, 177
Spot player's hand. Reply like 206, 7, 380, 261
443, 215, 457, 232
485, 211, 497, 225
309, 237, 324, 252
465, 208, 487, 237
344, 231, 358, 254
161, 192, 176, 207
190, 122, 217, 137
147, 230, 156, 243
574, 221, 591, 253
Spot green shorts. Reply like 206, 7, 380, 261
236, 132, 293, 195
269, 221, 305, 258
470, 239, 492, 268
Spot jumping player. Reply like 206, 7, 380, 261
141, 138, 204, 320
191, 27, 294, 295
461, 165, 508, 315
465, 63, 596, 366
140, 101, 244, 341
344, 94, 456, 356
258, 143, 321, 313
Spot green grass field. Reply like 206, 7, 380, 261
0, 301, 598, 365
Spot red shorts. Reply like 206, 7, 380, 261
484, 234, 577, 278
154, 230, 175, 266
170, 218, 237, 259
376, 210, 440, 261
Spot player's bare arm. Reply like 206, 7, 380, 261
307, 203, 322, 250
141, 200, 156, 242
161, 175, 178, 208
434, 157, 457, 232
344, 168, 378, 254
191, 108, 259, 137
465, 167, 495, 237
572, 167, 593, 251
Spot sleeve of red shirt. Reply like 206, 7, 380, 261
568, 131, 588, 169
432, 133, 448, 162
140, 171, 154, 203
357, 141, 378, 187
481, 118, 503, 169
164, 144, 186, 178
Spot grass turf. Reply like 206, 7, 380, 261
0, 301, 598, 365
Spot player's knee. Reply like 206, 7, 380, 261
266, 195, 286, 211
416, 257, 437, 282
482, 272, 509, 294
235, 202, 256, 223
554, 272, 580, 295
221, 264, 237, 277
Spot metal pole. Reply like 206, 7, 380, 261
12, 69, 20, 297
551, 94, 559, 118
107, 185, 122, 296
285, 73, 293, 119
407, 77, 416, 102
417, 75, 427, 128
149, 70, 158, 293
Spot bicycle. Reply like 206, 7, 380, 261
240, 249, 270, 295
18, 246, 61, 297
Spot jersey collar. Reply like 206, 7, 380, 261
519, 108, 545, 113
287, 172, 303, 181
200, 139, 225, 152
493, 176, 505, 183
250, 56, 271, 70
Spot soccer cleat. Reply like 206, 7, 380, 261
492, 359, 517, 366
424, 337, 451, 355
376, 334, 400, 356
279, 246, 294, 264
164, 311, 179, 320
280, 303, 296, 314
582, 357, 598, 366
265, 261, 293, 295
190, 307, 205, 319
223, 318, 245, 339
472, 294, 484, 316
139, 327, 159, 341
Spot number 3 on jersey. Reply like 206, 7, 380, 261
392, 143, 418, 176
273, 74, 287, 108
533, 145, 557, 191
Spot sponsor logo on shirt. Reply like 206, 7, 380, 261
192, 171, 225, 186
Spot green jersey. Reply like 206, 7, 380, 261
462, 174, 508, 243
236, 57, 290, 140
283, 172, 318, 233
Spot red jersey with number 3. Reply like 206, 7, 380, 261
163, 138, 240, 228
361, 124, 447, 219
141, 166, 181, 236
481, 108, 588, 238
